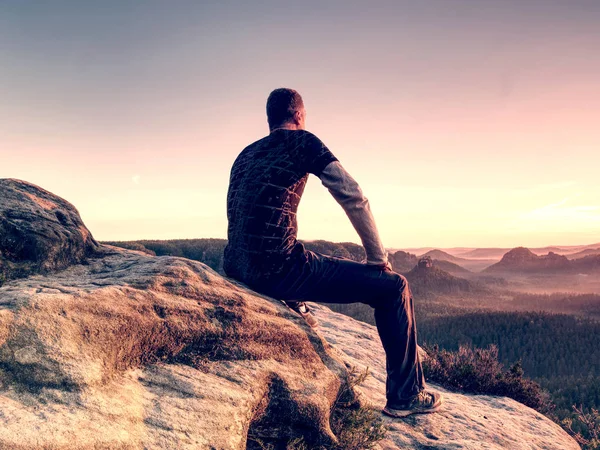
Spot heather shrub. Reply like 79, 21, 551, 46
422, 344, 554, 414
563, 406, 600, 450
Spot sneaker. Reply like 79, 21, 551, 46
286, 301, 318, 328
382, 390, 443, 418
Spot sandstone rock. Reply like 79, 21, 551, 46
0, 180, 581, 449
388, 250, 418, 272
0, 179, 100, 284
0, 247, 350, 448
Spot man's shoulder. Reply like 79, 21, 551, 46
242, 130, 322, 149
230, 134, 272, 168
241, 133, 272, 153
289, 129, 324, 145
299, 129, 320, 139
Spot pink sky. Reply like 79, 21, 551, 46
2, 1, 599, 248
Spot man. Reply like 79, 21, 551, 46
223, 88, 442, 418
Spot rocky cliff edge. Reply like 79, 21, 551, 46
0, 179, 579, 449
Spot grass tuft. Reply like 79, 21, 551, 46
329, 367, 388, 450
246, 366, 387, 450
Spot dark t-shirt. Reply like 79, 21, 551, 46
223, 129, 338, 285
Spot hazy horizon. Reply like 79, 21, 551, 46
2, 1, 599, 248
100, 234, 600, 254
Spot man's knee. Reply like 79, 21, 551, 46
367, 273, 410, 309
392, 273, 413, 303
394, 273, 409, 290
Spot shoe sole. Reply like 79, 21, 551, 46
285, 302, 319, 328
382, 403, 442, 418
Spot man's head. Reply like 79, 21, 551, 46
266, 88, 306, 131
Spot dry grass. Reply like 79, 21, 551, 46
247, 367, 387, 450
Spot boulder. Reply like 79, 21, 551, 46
0, 247, 347, 448
0, 179, 100, 284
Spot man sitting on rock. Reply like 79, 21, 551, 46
223, 88, 442, 418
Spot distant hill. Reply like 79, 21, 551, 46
483, 247, 600, 274
419, 249, 468, 264
103, 238, 368, 274
103, 238, 227, 273
418, 249, 493, 272
530, 243, 600, 255
456, 248, 509, 259
399, 247, 434, 255
302, 239, 365, 261
102, 239, 600, 277
565, 248, 600, 260
404, 261, 474, 295
572, 254, 600, 273
403, 243, 600, 260
388, 250, 418, 272
483, 247, 569, 273
434, 259, 471, 274
517, 243, 600, 256
388, 250, 470, 275
529, 246, 565, 255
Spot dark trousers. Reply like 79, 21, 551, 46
251, 249, 426, 405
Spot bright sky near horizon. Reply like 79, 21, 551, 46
1, 0, 599, 248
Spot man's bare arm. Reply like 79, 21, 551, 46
319, 161, 389, 266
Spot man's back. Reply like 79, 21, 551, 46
223, 128, 337, 285
222, 87, 441, 418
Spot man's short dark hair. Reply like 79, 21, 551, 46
266, 88, 304, 130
